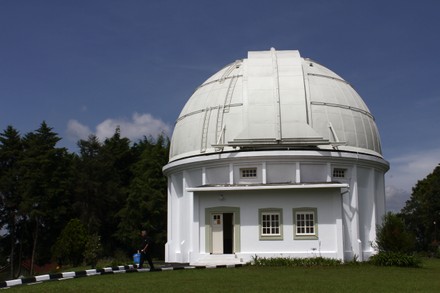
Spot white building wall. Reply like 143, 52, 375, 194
348, 164, 361, 260
206, 165, 229, 184
342, 189, 353, 260
196, 188, 342, 262
165, 172, 183, 262
165, 151, 388, 264
266, 162, 296, 183
375, 170, 386, 226
301, 164, 327, 182
358, 167, 375, 257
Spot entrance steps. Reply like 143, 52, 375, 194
190, 254, 245, 266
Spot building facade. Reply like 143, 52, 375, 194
163, 49, 389, 265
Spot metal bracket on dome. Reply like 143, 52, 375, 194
311, 101, 375, 120
214, 125, 226, 152
328, 122, 347, 148
200, 107, 212, 153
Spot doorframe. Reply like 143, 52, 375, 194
205, 206, 240, 254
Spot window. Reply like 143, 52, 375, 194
293, 208, 318, 239
296, 212, 314, 235
332, 168, 346, 179
262, 213, 280, 235
240, 168, 257, 178
259, 208, 283, 240
212, 214, 221, 225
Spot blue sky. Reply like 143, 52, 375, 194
1, 0, 439, 212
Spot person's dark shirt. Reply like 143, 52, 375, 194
140, 236, 153, 253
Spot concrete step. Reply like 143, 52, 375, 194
190, 254, 245, 266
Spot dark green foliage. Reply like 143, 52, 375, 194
401, 164, 440, 251
0, 123, 74, 277
73, 129, 134, 256
0, 126, 23, 278
19, 122, 74, 272
375, 212, 415, 253
83, 234, 102, 268
52, 219, 88, 267
372, 212, 419, 268
73, 134, 105, 233
1, 121, 170, 274
369, 252, 421, 267
115, 135, 169, 259
251, 255, 342, 267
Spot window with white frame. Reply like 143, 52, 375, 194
332, 168, 346, 179
293, 208, 318, 239
259, 208, 283, 240
240, 167, 257, 178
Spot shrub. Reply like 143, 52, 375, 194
375, 212, 415, 253
251, 255, 342, 267
83, 234, 102, 268
52, 219, 88, 267
369, 252, 421, 268
370, 212, 421, 267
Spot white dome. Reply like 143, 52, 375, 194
170, 49, 382, 162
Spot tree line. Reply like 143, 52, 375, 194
0, 121, 169, 278
400, 163, 440, 253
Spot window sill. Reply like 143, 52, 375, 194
260, 235, 283, 241
294, 235, 319, 240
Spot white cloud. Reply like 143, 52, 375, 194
66, 113, 172, 144
95, 113, 172, 141
385, 148, 440, 212
385, 185, 411, 212
66, 119, 92, 141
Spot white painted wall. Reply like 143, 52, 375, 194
266, 162, 296, 183
164, 151, 388, 264
206, 189, 339, 249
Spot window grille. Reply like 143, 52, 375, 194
259, 208, 283, 240
261, 213, 280, 235
332, 168, 346, 178
293, 208, 318, 239
240, 168, 257, 178
296, 212, 315, 235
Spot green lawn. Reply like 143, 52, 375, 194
8, 259, 440, 292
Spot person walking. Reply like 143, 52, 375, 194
139, 230, 156, 271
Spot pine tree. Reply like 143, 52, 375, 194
115, 135, 169, 258
100, 128, 134, 253
19, 122, 72, 274
73, 129, 134, 255
73, 135, 104, 235
0, 126, 24, 278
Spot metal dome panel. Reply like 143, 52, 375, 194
169, 49, 382, 162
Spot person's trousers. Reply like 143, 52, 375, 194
140, 252, 155, 269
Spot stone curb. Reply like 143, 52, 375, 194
0, 263, 244, 289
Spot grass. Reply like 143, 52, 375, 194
6, 258, 440, 292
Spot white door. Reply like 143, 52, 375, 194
212, 214, 223, 254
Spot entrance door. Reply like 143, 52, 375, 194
212, 214, 223, 254
211, 213, 234, 254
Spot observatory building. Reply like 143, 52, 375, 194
163, 49, 389, 265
